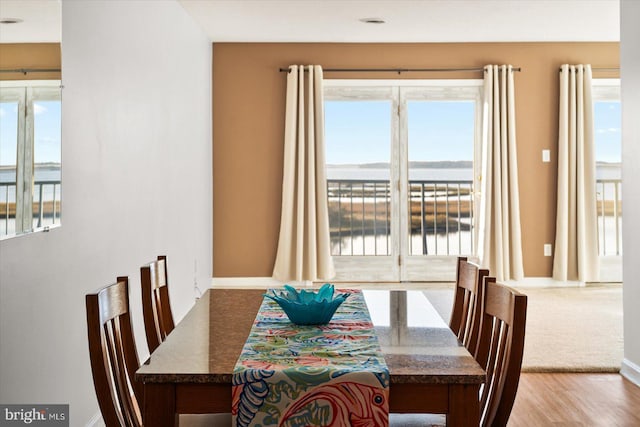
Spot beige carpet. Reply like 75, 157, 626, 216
422, 284, 623, 373
515, 285, 623, 373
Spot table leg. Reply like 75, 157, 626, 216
143, 383, 177, 427
447, 384, 480, 427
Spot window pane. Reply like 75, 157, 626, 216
325, 100, 392, 256
407, 101, 474, 255
32, 99, 62, 230
0, 101, 18, 172
594, 100, 621, 256
34, 100, 61, 165
594, 101, 621, 164
0, 101, 19, 237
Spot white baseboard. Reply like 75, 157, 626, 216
621, 358, 640, 387
86, 411, 104, 427
504, 277, 585, 288
211, 277, 302, 288
211, 276, 616, 289
506, 277, 623, 288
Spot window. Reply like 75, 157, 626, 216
592, 79, 621, 281
324, 80, 482, 281
592, 79, 621, 256
0, 80, 61, 238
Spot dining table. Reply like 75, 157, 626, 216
136, 288, 486, 427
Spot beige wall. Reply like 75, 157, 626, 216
0, 43, 61, 80
212, 42, 618, 278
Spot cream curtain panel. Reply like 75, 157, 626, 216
552, 64, 599, 282
477, 65, 525, 281
272, 65, 335, 282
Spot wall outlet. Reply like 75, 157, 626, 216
542, 149, 551, 162
544, 243, 553, 257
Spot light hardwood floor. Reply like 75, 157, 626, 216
508, 373, 640, 426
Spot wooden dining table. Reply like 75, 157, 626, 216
136, 288, 485, 427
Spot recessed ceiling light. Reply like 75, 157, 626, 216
360, 17, 386, 24
0, 18, 23, 24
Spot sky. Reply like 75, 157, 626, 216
0, 100, 61, 167
594, 101, 621, 163
325, 98, 621, 166
0, 95, 621, 168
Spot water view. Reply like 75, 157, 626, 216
0, 164, 61, 236
326, 162, 622, 257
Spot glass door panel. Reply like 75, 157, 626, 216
399, 85, 481, 282
592, 80, 622, 282
0, 100, 19, 237
324, 86, 400, 282
406, 100, 475, 257
326, 100, 392, 256
594, 100, 622, 257
32, 97, 62, 229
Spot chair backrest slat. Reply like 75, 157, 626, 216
141, 255, 175, 353
157, 286, 175, 339
98, 282, 129, 325
86, 277, 142, 427
113, 320, 141, 427
476, 277, 527, 427
449, 257, 489, 356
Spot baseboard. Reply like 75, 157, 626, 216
211, 276, 610, 289
505, 277, 586, 288
211, 277, 291, 288
621, 358, 640, 387
85, 411, 103, 427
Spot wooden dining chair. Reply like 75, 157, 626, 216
475, 277, 527, 427
86, 277, 144, 427
86, 277, 230, 427
449, 256, 489, 356
390, 277, 527, 427
140, 255, 175, 353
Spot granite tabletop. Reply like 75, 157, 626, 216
136, 288, 485, 385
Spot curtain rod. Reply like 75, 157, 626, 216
279, 66, 521, 74
0, 68, 61, 75
559, 67, 619, 72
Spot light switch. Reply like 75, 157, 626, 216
542, 149, 551, 163
544, 244, 552, 257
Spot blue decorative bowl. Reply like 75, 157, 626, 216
265, 284, 350, 325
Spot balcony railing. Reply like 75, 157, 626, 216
0, 180, 61, 237
327, 179, 392, 256
328, 178, 622, 258
597, 179, 622, 256
1, 177, 620, 255
327, 179, 474, 256
408, 181, 474, 256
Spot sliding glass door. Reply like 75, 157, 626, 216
325, 81, 482, 282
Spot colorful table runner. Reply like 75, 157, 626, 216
232, 289, 390, 427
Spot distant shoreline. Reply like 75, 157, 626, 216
328, 161, 621, 169
327, 161, 473, 169
0, 163, 61, 171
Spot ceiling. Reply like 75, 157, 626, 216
0, 0, 620, 44
0, 0, 61, 43
178, 0, 620, 42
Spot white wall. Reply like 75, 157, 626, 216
0, 1, 212, 424
621, 0, 640, 386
